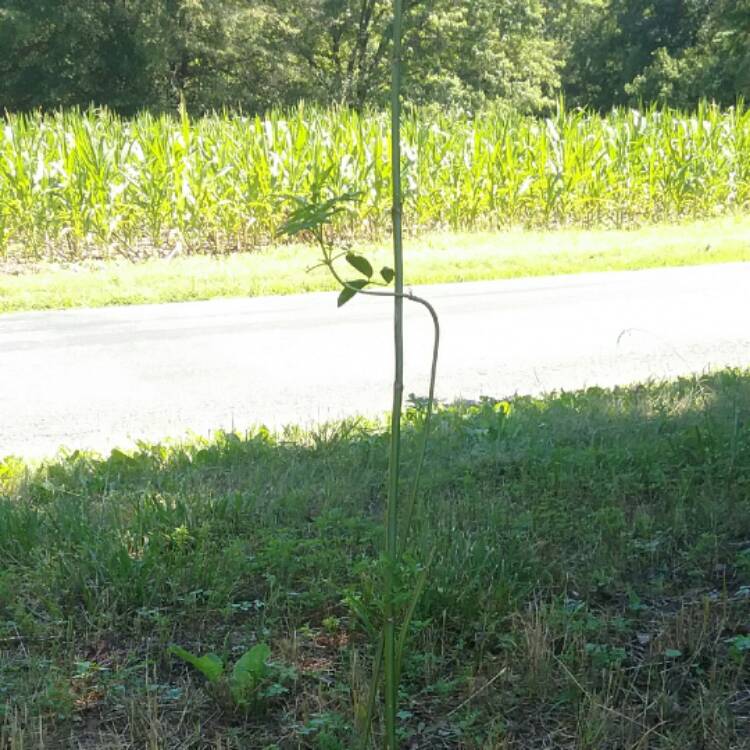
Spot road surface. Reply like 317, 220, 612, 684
1, 262, 749, 458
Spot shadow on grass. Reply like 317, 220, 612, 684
1, 368, 749, 748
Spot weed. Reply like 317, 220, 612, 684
167, 642, 292, 712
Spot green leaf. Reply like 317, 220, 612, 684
346, 253, 373, 278
728, 635, 750, 653
233, 643, 270, 684
230, 643, 271, 704
380, 266, 395, 284
344, 593, 378, 639
168, 645, 224, 682
277, 192, 361, 238
337, 279, 368, 307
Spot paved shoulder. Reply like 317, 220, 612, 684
2, 263, 749, 458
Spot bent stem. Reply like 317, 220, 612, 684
326, 266, 439, 749
323, 263, 440, 551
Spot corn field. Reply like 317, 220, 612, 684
1, 102, 748, 261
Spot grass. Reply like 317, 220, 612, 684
2, 102, 749, 263
2, 214, 750, 313
2, 369, 749, 748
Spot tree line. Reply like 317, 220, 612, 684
0, 0, 747, 116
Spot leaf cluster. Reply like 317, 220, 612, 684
278, 190, 394, 307
167, 642, 290, 711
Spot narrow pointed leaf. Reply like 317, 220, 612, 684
337, 279, 368, 307
168, 645, 224, 682
394, 551, 436, 687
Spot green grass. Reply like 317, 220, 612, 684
2, 102, 749, 263
2, 214, 749, 313
2, 369, 749, 748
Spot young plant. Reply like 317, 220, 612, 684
167, 642, 286, 711
278, 3, 438, 747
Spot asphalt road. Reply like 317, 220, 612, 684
2, 262, 749, 458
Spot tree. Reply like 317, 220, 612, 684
3, 0, 746, 115
624, 0, 750, 107
561, 0, 711, 109
250, 0, 399, 110
142, 0, 245, 111
0, 0, 154, 113
698, 0, 750, 103
252, 0, 560, 111
403, 0, 559, 111
0, 0, 265, 114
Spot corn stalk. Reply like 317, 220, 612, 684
2, 103, 749, 261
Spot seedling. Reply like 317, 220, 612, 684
277, 3, 439, 746
167, 642, 286, 711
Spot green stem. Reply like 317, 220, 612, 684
399, 301, 439, 551
385, 0, 404, 746
327, 270, 440, 552
358, 632, 385, 750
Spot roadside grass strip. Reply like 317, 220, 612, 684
2, 214, 749, 313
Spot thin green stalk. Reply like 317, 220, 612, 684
385, 0, 404, 746
394, 546, 436, 687
358, 632, 385, 750
326, 269, 440, 551
399, 300, 439, 550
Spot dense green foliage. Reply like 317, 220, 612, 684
2, 371, 749, 747
1, 0, 747, 115
2, 103, 748, 261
